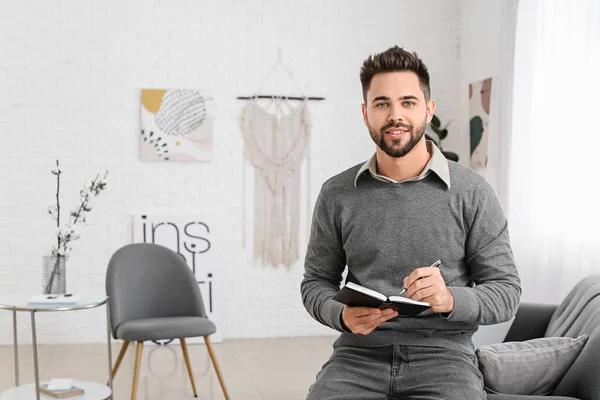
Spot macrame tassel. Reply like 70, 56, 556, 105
242, 99, 310, 267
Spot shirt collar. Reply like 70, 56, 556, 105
353, 140, 451, 189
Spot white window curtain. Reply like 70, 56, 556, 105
509, 0, 600, 303
486, 0, 518, 212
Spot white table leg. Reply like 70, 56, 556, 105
12, 310, 19, 386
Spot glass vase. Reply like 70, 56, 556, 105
42, 255, 66, 295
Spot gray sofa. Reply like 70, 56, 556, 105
486, 274, 600, 400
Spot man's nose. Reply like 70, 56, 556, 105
387, 104, 405, 123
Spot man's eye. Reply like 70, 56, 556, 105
404, 101, 415, 107
376, 103, 388, 108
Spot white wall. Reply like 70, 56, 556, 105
0, 0, 460, 344
458, 0, 517, 210
455, 0, 503, 165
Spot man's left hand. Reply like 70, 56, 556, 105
403, 266, 455, 313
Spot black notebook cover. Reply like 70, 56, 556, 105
333, 283, 430, 317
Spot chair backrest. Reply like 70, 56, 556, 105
549, 274, 600, 400
106, 243, 206, 338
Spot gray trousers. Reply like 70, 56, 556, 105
307, 344, 486, 400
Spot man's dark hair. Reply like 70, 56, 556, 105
360, 46, 431, 103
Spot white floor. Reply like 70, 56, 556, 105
0, 336, 337, 400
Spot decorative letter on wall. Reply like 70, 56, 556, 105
132, 215, 222, 343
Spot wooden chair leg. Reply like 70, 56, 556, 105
107, 340, 130, 385
131, 341, 144, 400
180, 338, 199, 398
204, 336, 230, 400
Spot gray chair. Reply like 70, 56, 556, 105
105, 243, 230, 400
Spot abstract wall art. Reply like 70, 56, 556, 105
140, 89, 214, 162
469, 77, 492, 170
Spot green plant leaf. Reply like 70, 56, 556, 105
431, 115, 441, 128
439, 128, 448, 140
470, 116, 484, 155
443, 151, 459, 162
425, 133, 439, 145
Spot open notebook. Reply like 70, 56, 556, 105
333, 282, 431, 316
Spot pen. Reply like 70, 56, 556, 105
399, 260, 442, 295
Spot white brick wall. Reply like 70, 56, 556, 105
0, 0, 460, 344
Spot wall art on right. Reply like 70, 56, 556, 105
469, 77, 492, 171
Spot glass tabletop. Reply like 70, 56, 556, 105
0, 295, 108, 312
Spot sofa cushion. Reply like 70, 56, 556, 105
547, 275, 600, 399
552, 308, 600, 398
476, 335, 588, 395
487, 394, 579, 400
545, 274, 600, 338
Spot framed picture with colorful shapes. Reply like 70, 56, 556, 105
469, 78, 492, 171
140, 89, 214, 162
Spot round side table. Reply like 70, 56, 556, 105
0, 295, 113, 400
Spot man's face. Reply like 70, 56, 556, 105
361, 71, 435, 158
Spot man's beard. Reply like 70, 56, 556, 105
368, 118, 427, 158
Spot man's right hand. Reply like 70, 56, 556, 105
342, 306, 398, 335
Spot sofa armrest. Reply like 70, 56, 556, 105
503, 302, 558, 342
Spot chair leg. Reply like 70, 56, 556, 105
131, 341, 144, 400
107, 340, 130, 385
179, 338, 199, 398
204, 336, 230, 400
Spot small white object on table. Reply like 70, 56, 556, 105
47, 378, 74, 391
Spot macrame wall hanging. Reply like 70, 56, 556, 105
238, 51, 325, 268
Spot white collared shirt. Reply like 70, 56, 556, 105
353, 140, 451, 189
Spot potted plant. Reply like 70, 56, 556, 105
43, 160, 108, 294
426, 114, 459, 162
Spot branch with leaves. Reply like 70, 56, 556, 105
44, 160, 108, 293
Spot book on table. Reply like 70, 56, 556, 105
333, 282, 431, 316
28, 294, 80, 304
39, 384, 84, 398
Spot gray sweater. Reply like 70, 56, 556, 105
301, 160, 521, 355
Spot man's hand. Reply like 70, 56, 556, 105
342, 306, 398, 335
404, 266, 455, 313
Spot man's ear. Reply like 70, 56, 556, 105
426, 99, 436, 123
361, 103, 368, 127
